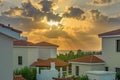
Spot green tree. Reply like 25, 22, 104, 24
14, 67, 36, 80
67, 50, 75, 60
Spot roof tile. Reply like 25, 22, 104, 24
14, 40, 59, 47
31, 58, 68, 67
35, 41, 59, 47
13, 40, 35, 46
70, 55, 104, 63
99, 29, 120, 37
13, 75, 25, 80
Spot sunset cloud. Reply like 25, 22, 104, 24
63, 7, 85, 20
91, 0, 113, 6
39, 0, 55, 12
0, 0, 120, 50
88, 9, 108, 23
0, 0, 2, 4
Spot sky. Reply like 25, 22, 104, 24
0, 0, 120, 50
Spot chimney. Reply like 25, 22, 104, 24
8, 24, 10, 27
50, 62, 56, 70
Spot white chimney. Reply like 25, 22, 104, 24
50, 62, 56, 70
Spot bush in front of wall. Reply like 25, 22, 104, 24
77, 75, 88, 80
116, 71, 120, 80
14, 66, 36, 80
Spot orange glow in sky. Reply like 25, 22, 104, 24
1, 0, 120, 50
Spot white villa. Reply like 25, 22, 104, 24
70, 55, 105, 76
13, 40, 59, 70
70, 29, 120, 76
0, 23, 24, 80
98, 29, 120, 72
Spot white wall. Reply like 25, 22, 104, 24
13, 46, 39, 70
13, 47, 28, 69
37, 69, 58, 80
13, 45, 57, 70
71, 63, 105, 76
38, 46, 57, 60
0, 34, 13, 80
98, 37, 120, 71
27, 47, 39, 66
87, 71, 116, 80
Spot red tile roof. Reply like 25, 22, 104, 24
13, 40, 59, 47
70, 55, 104, 63
99, 29, 120, 37
13, 75, 25, 80
0, 23, 22, 33
13, 40, 35, 46
31, 58, 69, 67
31, 59, 44, 66
35, 41, 59, 47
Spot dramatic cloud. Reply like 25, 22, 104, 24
44, 29, 71, 39
0, 0, 2, 4
46, 12, 62, 22
39, 0, 54, 12
63, 7, 85, 20
91, 0, 112, 6
22, 1, 44, 21
0, 0, 120, 50
89, 9, 108, 23
1, 0, 62, 31
1, 7, 23, 17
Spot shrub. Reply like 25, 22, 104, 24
116, 72, 120, 80
77, 75, 88, 80
14, 66, 36, 80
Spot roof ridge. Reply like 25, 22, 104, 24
0, 23, 22, 33
99, 28, 120, 37
70, 55, 104, 63
35, 41, 59, 47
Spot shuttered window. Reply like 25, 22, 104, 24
116, 68, 120, 72
105, 67, 109, 71
18, 56, 22, 65
117, 40, 120, 52
76, 66, 79, 76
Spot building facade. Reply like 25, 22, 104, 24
70, 55, 105, 76
98, 29, 120, 72
13, 40, 58, 70
0, 23, 23, 80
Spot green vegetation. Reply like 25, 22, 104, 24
57, 49, 95, 61
77, 75, 88, 80
116, 72, 120, 80
14, 66, 36, 80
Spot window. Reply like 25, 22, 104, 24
18, 56, 22, 65
76, 66, 79, 76
116, 68, 120, 72
105, 67, 109, 71
117, 40, 120, 52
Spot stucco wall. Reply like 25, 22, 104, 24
13, 45, 57, 69
13, 47, 28, 69
27, 47, 39, 66
71, 63, 105, 76
0, 34, 13, 80
98, 37, 120, 71
39, 46, 57, 60
13, 46, 39, 69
